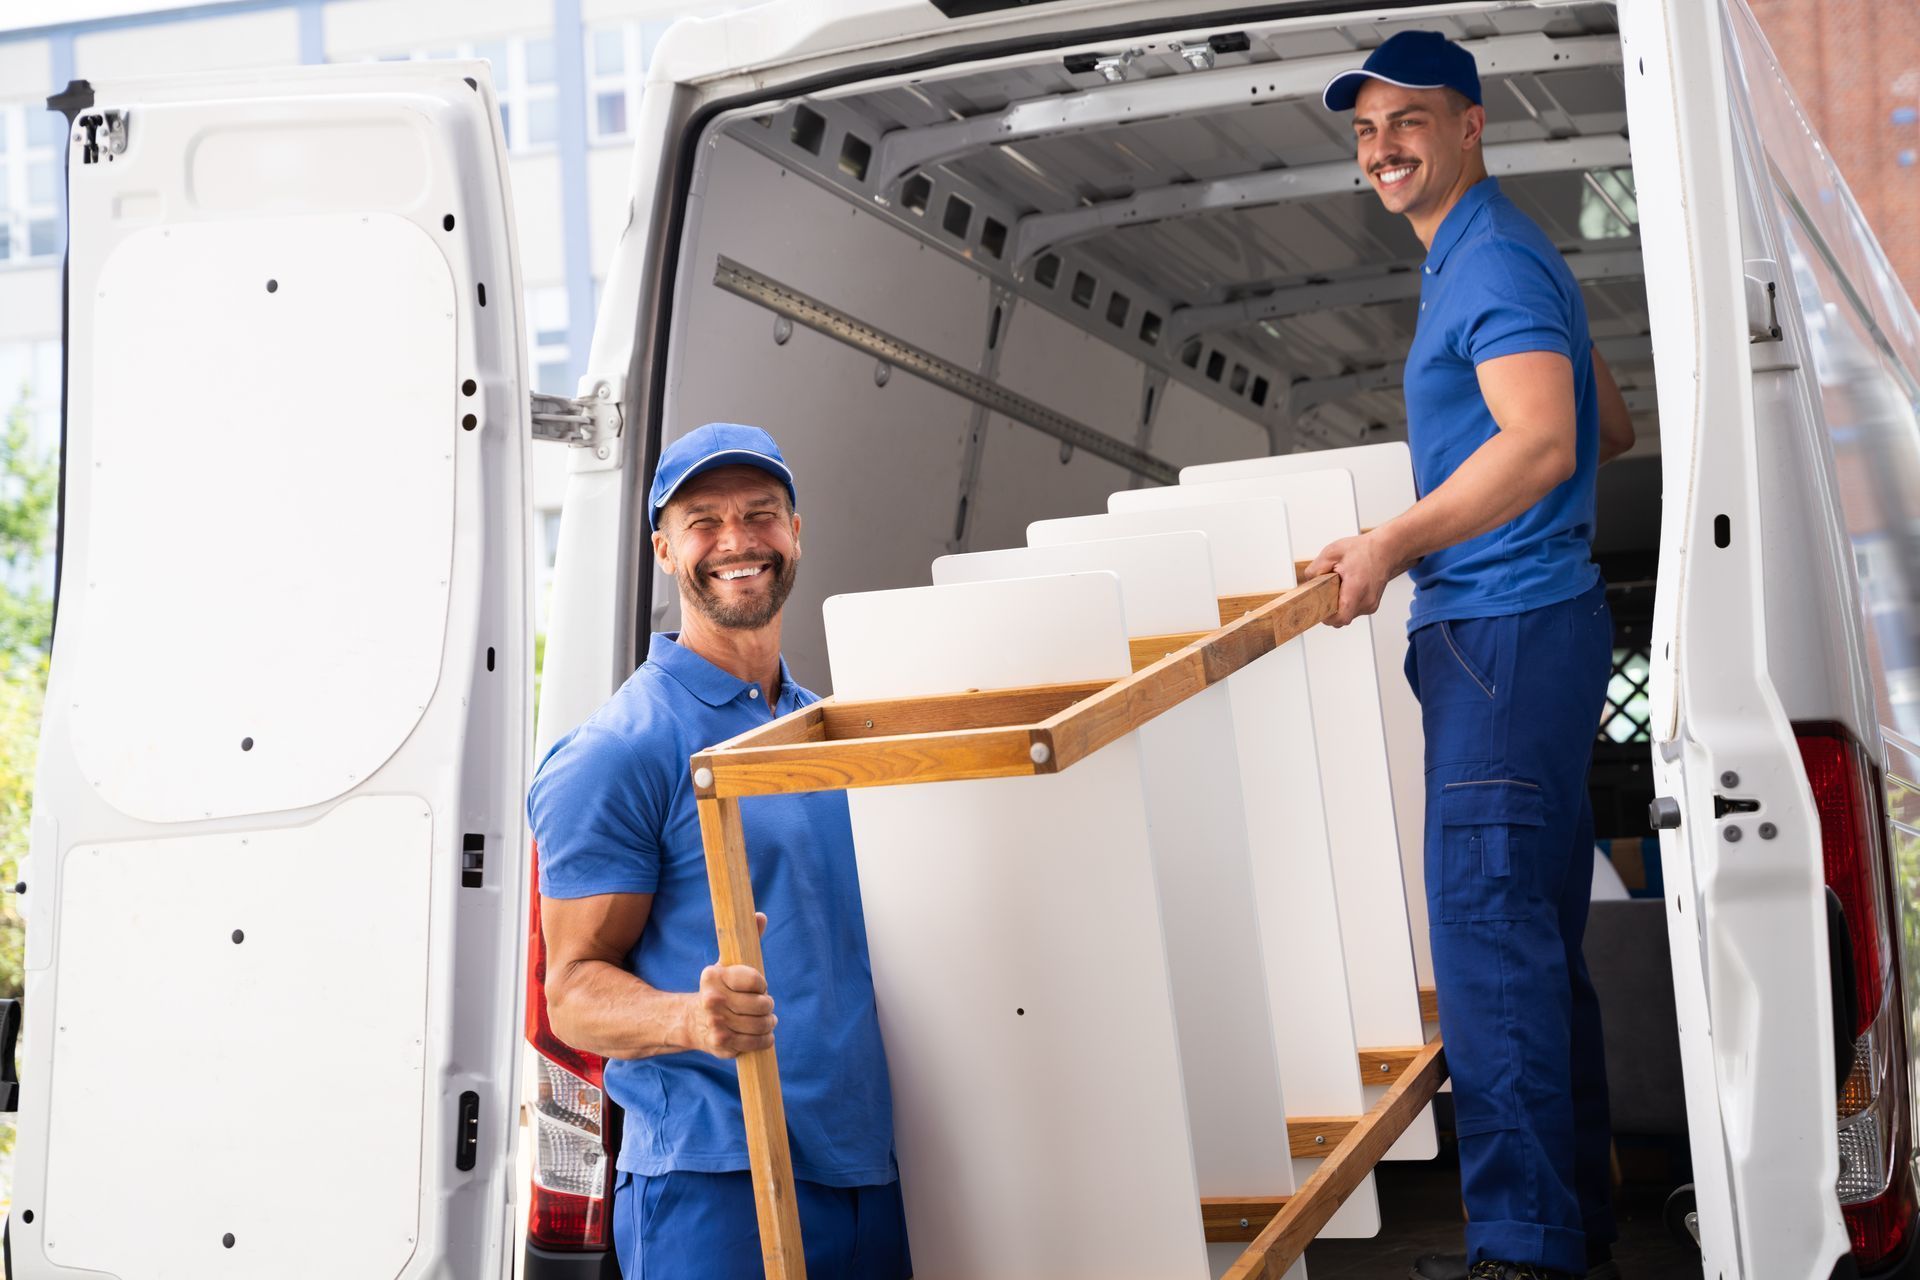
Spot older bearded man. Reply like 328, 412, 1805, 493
529, 423, 909, 1279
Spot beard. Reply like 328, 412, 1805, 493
683, 550, 798, 631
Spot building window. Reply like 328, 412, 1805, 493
583, 21, 681, 146
586, 24, 637, 144
1, 103, 63, 265
528, 286, 572, 396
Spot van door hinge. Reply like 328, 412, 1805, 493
530, 380, 623, 449
75, 109, 128, 164
1745, 261, 1783, 343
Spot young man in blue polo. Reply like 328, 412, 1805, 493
1307, 31, 1638, 1280
528, 423, 909, 1279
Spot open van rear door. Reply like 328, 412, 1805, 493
1625, 2, 1852, 1277
15, 63, 532, 1280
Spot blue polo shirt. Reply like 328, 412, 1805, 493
1403, 176, 1602, 630
528, 634, 897, 1187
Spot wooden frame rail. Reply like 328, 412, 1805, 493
689, 572, 1439, 1279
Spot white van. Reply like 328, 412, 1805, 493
17, 0, 1920, 1277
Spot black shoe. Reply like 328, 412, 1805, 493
1410, 1254, 1468, 1280
1467, 1262, 1582, 1280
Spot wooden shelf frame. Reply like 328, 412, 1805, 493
687, 572, 1444, 1279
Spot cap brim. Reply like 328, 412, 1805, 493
1321, 68, 1447, 112
650, 449, 797, 530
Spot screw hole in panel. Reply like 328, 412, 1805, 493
1069, 270, 1097, 309
980, 217, 1007, 260
837, 133, 871, 181
1714, 514, 1731, 548
486, 646, 496, 672
462, 378, 477, 396
442, 214, 456, 231
462, 414, 478, 431
265, 279, 278, 294
789, 105, 826, 155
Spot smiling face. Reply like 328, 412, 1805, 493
1351, 79, 1486, 231
652, 464, 801, 632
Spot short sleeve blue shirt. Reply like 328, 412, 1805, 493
1403, 177, 1602, 630
527, 634, 896, 1187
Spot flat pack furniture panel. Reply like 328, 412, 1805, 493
1026, 507, 1396, 1212
1113, 473, 1425, 1007
1045, 495, 1434, 1162
1179, 445, 1429, 988
823, 573, 1214, 1279
932, 534, 1305, 1263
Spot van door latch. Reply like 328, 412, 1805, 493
1713, 794, 1761, 819
531, 380, 623, 450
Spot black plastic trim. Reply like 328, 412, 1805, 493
633, 0, 1458, 647
41, 82, 91, 656
522, 1240, 622, 1279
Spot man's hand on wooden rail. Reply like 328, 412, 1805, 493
692, 912, 778, 1059
1306, 532, 1406, 627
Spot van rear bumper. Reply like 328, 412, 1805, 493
522, 1244, 621, 1279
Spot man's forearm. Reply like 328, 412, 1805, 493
549, 958, 695, 1060
1375, 427, 1574, 572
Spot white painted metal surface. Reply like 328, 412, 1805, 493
73, 213, 454, 823
825, 573, 1213, 1279
1165, 448, 1430, 987
23, 62, 533, 1280
932, 535, 1318, 1256
1027, 502, 1419, 1186
44, 797, 434, 1278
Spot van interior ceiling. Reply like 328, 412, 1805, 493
660, 1, 1656, 831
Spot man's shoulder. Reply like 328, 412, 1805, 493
1462, 197, 1572, 279
541, 665, 697, 777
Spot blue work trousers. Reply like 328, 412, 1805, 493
1405, 581, 1617, 1274
612, 1169, 911, 1280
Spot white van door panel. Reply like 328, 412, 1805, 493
1626, 1, 1850, 1275
20, 63, 531, 1280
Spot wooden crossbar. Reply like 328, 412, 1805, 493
1223, 1039, 1448, 1280
688, 571, 1438, 1280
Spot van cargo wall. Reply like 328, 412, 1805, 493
663, 131, 1266, 689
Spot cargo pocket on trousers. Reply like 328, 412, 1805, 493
1432, 778, 1546, 924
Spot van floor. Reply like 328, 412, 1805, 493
1303, 1141, 1705, 1279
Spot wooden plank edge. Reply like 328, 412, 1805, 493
1420, 984, 1439, 1023
1203, 1195, 1292, 1244
1358, 1045, 1426, 1087
696, 796, 808, 1280
1224, 1038, 1449, 1280
1045, 574, 1339, 770
1287, 1116, 1357, 1158
691, 726, 1046, 798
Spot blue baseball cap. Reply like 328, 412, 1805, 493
1322, 30, 1482, 113
648, 422, 797, 531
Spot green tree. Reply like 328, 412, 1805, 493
0, 393, 55, 1181
0, 399, 54, 679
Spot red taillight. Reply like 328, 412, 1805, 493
1847, 1178, 1915, 1268
525, 842, 615, 1252
1798, 725, 1915, 1270
1800, 732, 1890, 1038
